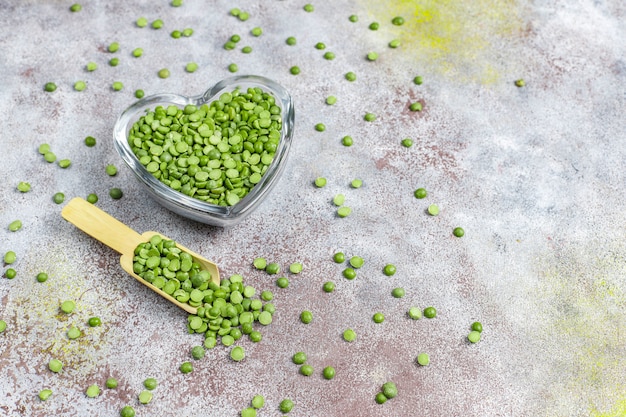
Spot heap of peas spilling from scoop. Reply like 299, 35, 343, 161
133, 235, 211, 307
127, 87, 283, 206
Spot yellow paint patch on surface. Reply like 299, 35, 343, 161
359, 0, 527, 83
535, 240, 626, 415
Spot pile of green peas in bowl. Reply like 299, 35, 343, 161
113, 75, 295, 227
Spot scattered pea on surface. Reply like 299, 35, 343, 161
333, 194, 345, 206
67, 326, 81, 339
349, 14, 358, 22
251, 394, 265, 409
369, 22, 380, 30
132, 48, 143, 57
373, 312, 385, 323
136, 17, 148, 27
265, 262, 280, 275
9, 220, 22, 232
241, 46, 252, 54
414, 188, 427, 199
290, 66, 301, 75
366, 52, 378, 61
276, 277, 289, 288
364, 112, 376, 121
468, 330, 482, 343
342, 267, 356, 280
453, 227, 465, 237
48, 359, 63, 373
323, 366, 336, 379
392, 16, 405, 25
53, 192, 65, 204
158, 68, 170, 78
325, 95, 337, 105
88, 317, 101, 327
108, 42, 119, 52
105, 164, 117, 176
120, 406, 136, 417
44, 152, 56, 163
112, 81, 124, 91
345, 71, 356, 81
279, 399, 294, 413
303, 4, 314, 12
0, 320, 6, 333
4, 251, 16, 264
322, 281, 335, 292
106, 378, 118, 389
375, 392, 387, 404
185, 62, 198, 72
333, 252, 345, 263
134, 89, 145, 99
180, 361, 193, 374
383, 264, 396, 276
300, 364, 314, 376
341, 135, 353, 146
109, 188, 123, 200
44, 82, 57, 92
423, 306, 437, 318
230, 346, 245, 361
5, 268, 16, 279
349, 256, 364, 268
427, 204, 439, 216
241, 408, 257, 417
85, 384, 100, 398
417, 353, 430, 366
471, 321, 483, 333
18, 181, 32, 192
39, 389, 53, 401
73, 81, 86, 91
109, 57, 120, 66
250, 27, 262, 37
228, 63, 238, 73
138, 390, 153, 404
315, 123, 326, 132
86, 193, 98, 204
37, 272, 49, 283
350, 179, 362, 188
391, 287, 405, 298
342, 328, 356, 342
388, 39, 401, 48
69, 4, 82, 12
151, 19, 163, 29
292, 351, 307, 365
323, 51, 335, 60
289, 262, 303, 274
60, 300, 75, 314
414, 75, 423, 85
314, 177, 327, 188
515, 78, 526, 87
408, 307, 422, 320
382, 381, 398, 399
410, 101, 423, 111
300, 310, 313, 324
286, 36, 296, 45
144, 378, 157, 390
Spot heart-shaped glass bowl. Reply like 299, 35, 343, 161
113, 75, 295, 227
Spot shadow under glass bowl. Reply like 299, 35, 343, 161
113, 75, 295, 227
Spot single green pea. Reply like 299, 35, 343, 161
315, 42, 326, 50
292, 351, 307, 365
84, 136, 97, 148
105, 164, 117, 176
410, 101, 423, 111
88, 317, 101, 327
345, 71, 356, 81
230, 346, 245, 361
190, 345, 205, 360
228, 63, 238, 73
151, 19, 163, 29
74, 81, 86, 91
58, 159, 71, 168
392, 16, 405, 25
251, 394, 265, 409
143, 378, 157, 390
138, 390, 153, 404
349, 256, 364, 268
369, 22, 379, 30
136, 17, 148, 27
414, 188, 427, 199
364, 112, 376, 121
289, 262, 303, 274
349, 14, 358, 22
279, 399, 294, 413
171, 0, 183, 6
241, 46, 252, 53
86, 61, 97, 71
453, 227, 465, 237
276, 277, 289, 288
326, 95, 337, 105
342, 267, 356, 280
468, 330, 481, 343
391, 287, 405, 298
120, 406, 136, 417
44, 82, 57, 92
515, 78, 526, 87
261, 290, 273, 301
109, 188, 123, 200
4, 251, 16, 264
322, 281, 335, 293
408, 307, 422, 320
85, 384, 100, 398
86, 193, 98, 204
471, 321, 483, 333
383, 264, 396, 276
303, 3, 314, 12
300, 310, 313, 324
300, 364, 314, 376
323, 366, 336, 379
333, 194, 345, 206
134, 89, 145, 99
382, 381, 398, 398
323, 51, 335, 60
38, 143, 50, 154
48, 359, 63, 373
265, 263, 280, 275
315, 123, 326, 132
0, 320, 7, 333
366, 52, 378, 61
109, 57, 120, 66
106, 378, 118, 389
132, 48, 143, 57
112, 81, 123, 91
351, 179, 362, 188
67, 326, 81, 339
314, 177, 327, 188
286, 36, 296, 45
417, 353, 430, 366
375, 392, 387, 404
290, 66, 300, 75
60, 300, 76, 314
44, 152, 56, 163
253, 257, 267, 270
389, 39, 401, 48
70, 3, 82, 12
342, 136, 353, 146
180, 362, 193, 374
427, 204, 439, 216
251, 27, 263, 36
372, 312, 385, 323
108, 42, 120, 52
158, 68, 170, 78
333, 252, 345, 263
342, 329, 356, 342
238, 11, 250, 21
8, 220, 21, 232
53, 192, 65, 204
249, 330, 262, 342
423, 306, 437, 318
182, 28, 193, 37
186, 62, 198, 72
5, 268, 16, 279
39, 389, 53, 401
241, 408, 257, 417
414, 75, 423, 85
225, 39, 236, 48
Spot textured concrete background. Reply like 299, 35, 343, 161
1, 1, 625, 416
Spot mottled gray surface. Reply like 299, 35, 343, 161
1, 1, 625, 416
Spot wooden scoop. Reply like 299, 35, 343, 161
61, 197, 219, 315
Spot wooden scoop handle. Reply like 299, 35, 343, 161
61, 197, 145, 256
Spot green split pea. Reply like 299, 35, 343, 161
127, 87, 282, 207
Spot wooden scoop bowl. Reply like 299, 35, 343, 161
61, 197, 219, 315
